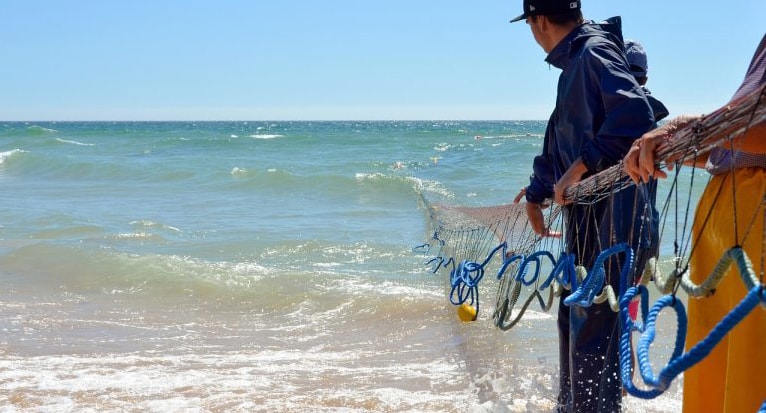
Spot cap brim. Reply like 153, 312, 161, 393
509, 13, 527, 23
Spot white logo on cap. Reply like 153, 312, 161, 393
529, 5, 536, 11
570, 2, 577, 8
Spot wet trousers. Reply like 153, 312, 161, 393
557, 183, 658, 413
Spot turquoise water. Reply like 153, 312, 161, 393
0, 121, 687, 411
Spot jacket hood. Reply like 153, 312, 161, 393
546, 16, 625, 70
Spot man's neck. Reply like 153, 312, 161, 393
542, 21, 579, 53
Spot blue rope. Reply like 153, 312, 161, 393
447, 243, 508, 315
516, 250, 556, 287
621, 284, 766, 398
618, 285, 650, 335
416, 232, 766, 406
658, 286, 764, 387
424, 256, 443, 273
412, 243, 431, 254
415, 230, 450, 273
497, 253, 525, 280
635, 295, 688, 391
538, 252, 577, 291
564, 242, 634, 308
449, 259, 483, 310
618, 286, 674, 398
498, 249, 576, 291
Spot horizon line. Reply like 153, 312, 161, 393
0, 119, 549, 123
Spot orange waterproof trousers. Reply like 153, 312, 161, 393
683, 167, 766, 413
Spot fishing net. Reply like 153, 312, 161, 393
417, 200, 561, 327
415, 82, 766, 402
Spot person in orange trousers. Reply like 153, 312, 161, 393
623, 33, 766, 413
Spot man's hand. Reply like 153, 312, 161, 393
623, 135, 666, 183
623, 115, 700, 183
525, 202, 562, 238
512, 187, 526, 204
554, 158, 588, 205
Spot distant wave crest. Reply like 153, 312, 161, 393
249, 134, 283, 140
56, 138, 95, 146
26, 125, 58, 134
0, 149, 25, 164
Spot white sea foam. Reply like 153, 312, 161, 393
249, 134, 282, 139
110, 232, 157, 240
0, 350, 680, 412
333, 277, 443, 301
230, 166, 248, 176
0, 148, 25, 164
434, 142, 452, 151
27, 125, 57, 133
509, 308, 554, 320
355, 172, 385, 181
129, 220, 181, 232
411, 176, 454, 201
55, 138, 94, 146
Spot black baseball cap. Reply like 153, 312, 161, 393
509, 0, 581, 23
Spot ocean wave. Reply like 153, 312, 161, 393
25, 125, 58, 134
29, 224, 105, 241
496, 133, 545, 139
55, 138, 95, 146
129, 220, 181, 233
249, 134, 283, 139
0, 149, 25, 164
0, 242, 272, 297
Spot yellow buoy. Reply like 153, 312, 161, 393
457, 303, 477, 322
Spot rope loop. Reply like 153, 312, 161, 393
622, 284, 765, 399
516, 250, 555, 287
565, 242, 634, 308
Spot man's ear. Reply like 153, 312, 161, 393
537, 15, 550, 32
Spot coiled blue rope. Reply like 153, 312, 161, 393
448, 243, 508, 315
564, 242, 634, 308
449, 260, 483, 306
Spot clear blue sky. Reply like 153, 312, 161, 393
1, 1, 764, 121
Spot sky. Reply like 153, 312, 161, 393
1, 0, 764, 121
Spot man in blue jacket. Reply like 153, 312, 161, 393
510, 1, 657, 411
625, 39, 670, 123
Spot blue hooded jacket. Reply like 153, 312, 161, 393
521, 20, 661, 413
525, 17, 655, 204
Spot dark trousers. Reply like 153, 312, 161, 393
556, 183, 658, 413
557, 281, 623, 413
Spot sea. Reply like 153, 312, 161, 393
0, 121, 694, 412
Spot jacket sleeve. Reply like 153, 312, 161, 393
646, 93, 670, 122
525, 119, 555, 203
579, 44, 655, 173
